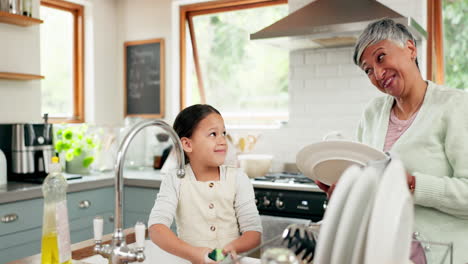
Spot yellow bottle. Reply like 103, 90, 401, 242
41, 157, 72, 264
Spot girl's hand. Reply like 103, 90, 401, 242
222, 244, 235, 255
315, 180, 336, 199
190, 247, 215, 264
222, 244, 238, 264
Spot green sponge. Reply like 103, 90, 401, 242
208, 248, 226, 261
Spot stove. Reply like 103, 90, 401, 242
252, 172, 327, 221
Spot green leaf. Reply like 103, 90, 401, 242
54, 140, 64, 152
63, 129, 74, 140
73, 147, 82, 157
65, 151, 75, 162
82, 156, 94, 168
62, 142, 71, 151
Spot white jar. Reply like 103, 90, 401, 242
0, 148, 6, 186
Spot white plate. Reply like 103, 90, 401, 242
296, 140, 387, 185
330, 166, 379, 264
364, 159, 414, 264
313, 165, 362, 264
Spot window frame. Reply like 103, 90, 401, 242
178, 0, 288, 110
40, 0, 84, 123
427, 0, 444, 84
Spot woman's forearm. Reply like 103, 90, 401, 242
148, 224, 199, 261
224, 231, 261, 254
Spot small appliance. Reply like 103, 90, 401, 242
0, 117, 54, 183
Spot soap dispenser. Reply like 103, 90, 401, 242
41, 157, 72, 264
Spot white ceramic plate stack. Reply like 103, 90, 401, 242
313, 165, 362, 264
296, 140, 387, 185
364, 159, 414, 264
330, 166, 380, 264
295, 141, 414, 264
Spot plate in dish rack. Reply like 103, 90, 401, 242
296, 140, 387, 185
330, 165, 380, 264
313, 165, 362, 264
364, 158, 414, 264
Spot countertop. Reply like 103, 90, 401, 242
0, 168, 165, 204
1, 168, 322, 204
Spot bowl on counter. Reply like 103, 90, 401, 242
238, 154, 273, 178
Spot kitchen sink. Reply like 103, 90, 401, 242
79, 240, 260, 264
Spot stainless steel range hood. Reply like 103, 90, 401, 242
250, 0, 427, 50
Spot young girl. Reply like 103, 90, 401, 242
148, 104, 262, 264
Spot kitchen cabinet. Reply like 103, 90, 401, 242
68, 187, 115, 243
123, 186, 177, 233
0, 187, 114, 263
123, 186, 158, 228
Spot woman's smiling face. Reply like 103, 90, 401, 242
360, 39, 417, 98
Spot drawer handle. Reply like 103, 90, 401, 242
79, 200, 91, 209
2, 213, 18, 223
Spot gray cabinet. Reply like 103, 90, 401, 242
0, 198, 43, 263
123, 186, 158, 228
123, 186, 177, 234
68, 187, 115, 243
0, 187, 114, 263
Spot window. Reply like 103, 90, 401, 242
180, 0, 288, 126
427, 0, 467, 89
40, 0, 84, 122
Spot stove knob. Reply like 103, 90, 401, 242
275, 198, 285, 209
263, 197, 271, 207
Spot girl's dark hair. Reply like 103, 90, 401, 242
173, 104, 221, 163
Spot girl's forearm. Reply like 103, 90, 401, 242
225, 231, 262, 254
148, 224, 199, 261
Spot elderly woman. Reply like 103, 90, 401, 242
319, 18, 468, 263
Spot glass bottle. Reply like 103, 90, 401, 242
41, 157, 72, 264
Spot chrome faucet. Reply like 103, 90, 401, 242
93, 119, 186, 264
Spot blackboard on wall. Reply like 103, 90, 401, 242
124, 38, 165, 118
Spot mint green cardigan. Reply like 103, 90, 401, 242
357, 81, 468, 263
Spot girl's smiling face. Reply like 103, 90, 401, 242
360, 39, 418, 98
182, 113, 227, 167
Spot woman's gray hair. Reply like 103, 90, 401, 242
353, 18, 418, 68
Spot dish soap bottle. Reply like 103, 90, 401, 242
41, 157, 72, 264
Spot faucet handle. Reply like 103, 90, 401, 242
93, 216, 104, 241
135, 222, 146, 249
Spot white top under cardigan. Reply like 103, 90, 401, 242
357, 81, 468, 263
148, 164, 262, 235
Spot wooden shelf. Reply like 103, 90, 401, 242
0, 72, 44, 80
0, 11, 43, 27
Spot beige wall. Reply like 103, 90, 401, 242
0, 0, 42, 123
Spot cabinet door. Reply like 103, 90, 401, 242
0, 198, 43, 262
67, 187, 114, 221
0, 226, 41, 263
0, 198, 43, 236
123, 187, 158, 228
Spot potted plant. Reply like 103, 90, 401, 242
54, 124, 100, 175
